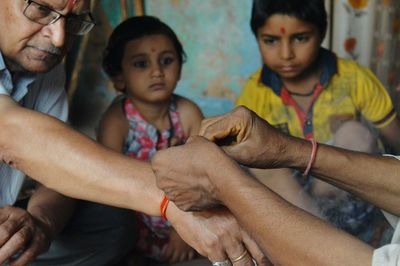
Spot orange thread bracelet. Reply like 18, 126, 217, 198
160, 195, 170, 221
302, 139, 317, 176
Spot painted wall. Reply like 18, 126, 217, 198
145, 0, 260, 117
69, 1, 261, 137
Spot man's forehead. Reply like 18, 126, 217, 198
45, 0, 91, 12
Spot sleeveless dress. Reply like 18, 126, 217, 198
121, 97, 187, 261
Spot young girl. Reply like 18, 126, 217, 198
99, 16, 203, 264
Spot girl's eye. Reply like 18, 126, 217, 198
160, 57, 174, 66
262, 38, 278, 45
133, 60, 148, 69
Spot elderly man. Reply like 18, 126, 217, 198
0, 1, 265, 265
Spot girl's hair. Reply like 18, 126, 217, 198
103, 16, 186, 77
250, 0, 327, 38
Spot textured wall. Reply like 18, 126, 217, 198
69, 1, 260, 137
146, 0, 260, 116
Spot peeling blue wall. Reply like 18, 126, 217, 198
146, 0, 260, 116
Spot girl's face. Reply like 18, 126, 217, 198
256, 14, 323, 82
118, 34, 181, 104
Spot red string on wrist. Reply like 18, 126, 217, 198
160, 195, 170, 221
302, 139, 318, 176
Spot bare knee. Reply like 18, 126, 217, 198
334, 121, 378, 153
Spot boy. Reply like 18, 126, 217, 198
237, 0, 400, 246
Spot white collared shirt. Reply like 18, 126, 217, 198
0, 52, 68, 205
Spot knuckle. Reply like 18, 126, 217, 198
14, 228, 32, 244
0, 223, 14, 236
255, 254, 270, 265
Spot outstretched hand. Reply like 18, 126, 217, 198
0, 206, 53, 266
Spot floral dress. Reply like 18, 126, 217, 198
121, 96, 187, 261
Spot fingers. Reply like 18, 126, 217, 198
199, 115, 234, 142
0, 227, 31, 264
228, 247, 254, 266
241, 230, 271, 266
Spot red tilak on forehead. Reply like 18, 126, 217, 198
151, 48, 156, 52
280, 27, 286, 34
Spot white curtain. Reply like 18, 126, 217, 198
329, 0, 400, 96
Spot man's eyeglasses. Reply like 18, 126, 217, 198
23, 0, 96, 35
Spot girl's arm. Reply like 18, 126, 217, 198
97, 100, 128, 152
175, 95, 204, 136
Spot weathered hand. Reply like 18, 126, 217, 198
152, 136, 242, 211
199, 106, 292, 169
162, 228, 196, 263
169, 206, 268, 266
0, 205, 52, 266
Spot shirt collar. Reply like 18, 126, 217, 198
0, 52, 36, 102
260, 47, 338, 96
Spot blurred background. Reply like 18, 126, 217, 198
67, 0, 400, 138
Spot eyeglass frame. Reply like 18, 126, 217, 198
22, 0, 96, 35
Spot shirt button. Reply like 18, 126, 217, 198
306, 120, 312, 126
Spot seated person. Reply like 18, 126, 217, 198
237, 0, 400, 246
99, 16, 203, 264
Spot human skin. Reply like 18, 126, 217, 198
152, 106, 400, 265
98, 32, 203, 263
0, 1, 265, 265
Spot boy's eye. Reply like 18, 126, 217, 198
160, 57, 174, 66
294, 35, 310, 43
132, 60, 148, 69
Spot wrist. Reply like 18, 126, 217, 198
283, 137, 312, 170
28, 207, 57, 239
160, 195, 170, 220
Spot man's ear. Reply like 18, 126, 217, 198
110, 74, 125, 92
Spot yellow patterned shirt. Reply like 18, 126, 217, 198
237, 49, 396, 143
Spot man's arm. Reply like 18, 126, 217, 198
200, 106, 400, 216
152, 136, 373, 265
0, 97, 266, 264
0, 95, 162, 214
0, 185, 75, 265
211, 159, 373, 266
27, 185, 76, 240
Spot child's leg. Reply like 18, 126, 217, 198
311, 121, 378, 197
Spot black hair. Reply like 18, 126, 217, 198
103, 15, 186, 77
250, 0, 327, 38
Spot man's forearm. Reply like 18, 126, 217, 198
27, 186, 76, 238
0, 96, 163, 216
284, 138, 400, 215
213, 170, 373, 265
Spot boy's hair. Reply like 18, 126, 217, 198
103, 16, 186, 77
250, 0, 327, 39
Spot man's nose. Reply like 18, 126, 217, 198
44, 18, 67, 48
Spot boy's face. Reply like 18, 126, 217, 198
256, 14, 323, 81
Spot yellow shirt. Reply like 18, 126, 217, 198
237, 50, 396, 143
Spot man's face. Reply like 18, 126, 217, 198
0, 0, 91, 73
